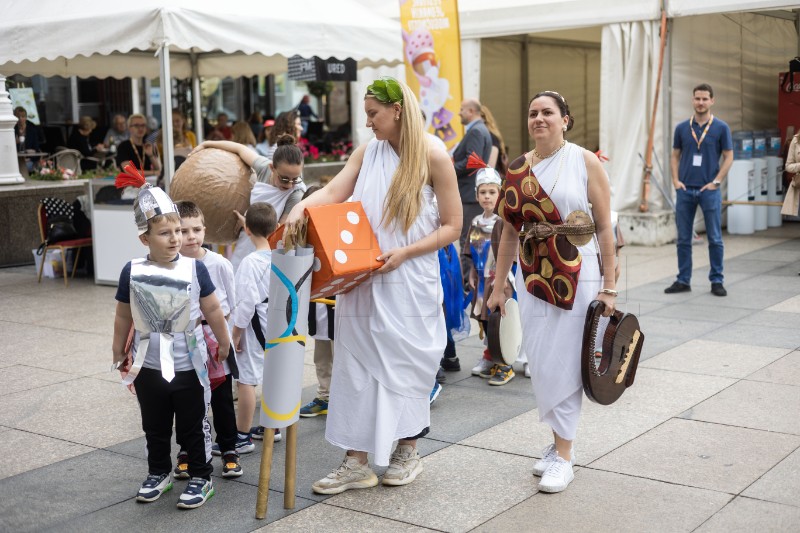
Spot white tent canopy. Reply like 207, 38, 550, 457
358, 0, 661, 38
0, 0, 402, 185
666, 0, 799, 17
0, 0, 403, 79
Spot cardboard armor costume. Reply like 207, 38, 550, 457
113, 164, 209, 389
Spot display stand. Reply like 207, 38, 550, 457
255, 423, 298, 519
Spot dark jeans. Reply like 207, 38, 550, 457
134, 368, 213, 480
675, 187, 724, 285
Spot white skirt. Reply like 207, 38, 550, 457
325, 343, 430, 466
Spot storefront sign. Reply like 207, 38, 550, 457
399, 0, 464, 149
287, 56, 357, 82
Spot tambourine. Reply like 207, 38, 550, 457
581, 300, 644, 405
487, 298, 522, 366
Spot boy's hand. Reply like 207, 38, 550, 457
233, 209, 246, 234
232, 328, 243, 352
216, 344, 230, 363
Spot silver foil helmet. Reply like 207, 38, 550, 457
134, 185, 178, 235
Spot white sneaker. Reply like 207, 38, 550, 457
382, 444, 423, 486
532, 444, 576, 477
312, 455, 379, 495
538, 456, 575, 493
472, 358, 494, 376
523, 362, 531, 378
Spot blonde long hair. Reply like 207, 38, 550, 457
373, 80, 430, 233
481, 105, 505, 159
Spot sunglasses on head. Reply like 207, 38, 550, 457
277, 174, 303, 184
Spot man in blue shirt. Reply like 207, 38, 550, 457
665, 83, 733, 297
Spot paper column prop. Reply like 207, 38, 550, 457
255, 245, 314, 519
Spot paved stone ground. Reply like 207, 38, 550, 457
1, 225, 799, 532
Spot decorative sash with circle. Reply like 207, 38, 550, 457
497, 159, 582, 310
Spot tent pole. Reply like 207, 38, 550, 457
159, 41, 175, 192
639, 9, 669, 213
191, 53, 203, 144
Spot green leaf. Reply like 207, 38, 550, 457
384, 78, 403, 103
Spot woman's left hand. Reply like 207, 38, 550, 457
376, 247, 408, 274
596, 291, 616, 317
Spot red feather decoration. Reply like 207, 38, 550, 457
115, 163, 146, 189
466, 151, 488, 170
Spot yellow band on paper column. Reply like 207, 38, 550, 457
261, 396, 301, 421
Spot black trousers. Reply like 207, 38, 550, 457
209, 374, 237, 453
134, 368, 213, 480
175, 373, 238, 455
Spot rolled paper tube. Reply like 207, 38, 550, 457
259, 246, 314, 429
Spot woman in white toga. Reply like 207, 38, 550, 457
285, 77, 461, 494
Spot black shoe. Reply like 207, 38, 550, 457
435, 366, 446, 384
711, 283, 727, 297
664, 281, 691, 294
440, 357, 460, 372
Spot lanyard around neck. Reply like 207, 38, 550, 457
689, 115, 714, 150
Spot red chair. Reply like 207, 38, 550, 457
37, 204, 93, 287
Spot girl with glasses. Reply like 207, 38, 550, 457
190, 134, 306, 271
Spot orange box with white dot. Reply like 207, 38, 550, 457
268, 201, 383, 299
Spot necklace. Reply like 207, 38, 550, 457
526, 142, 567, 197
532, 139, 566, 160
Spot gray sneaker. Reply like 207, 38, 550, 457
382, 444, 423, 486
312, 455, 379, 495
532, 443, 576, 477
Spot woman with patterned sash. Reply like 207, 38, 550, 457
487, 91, 617, 493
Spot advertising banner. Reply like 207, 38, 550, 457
399, 0, 463, 150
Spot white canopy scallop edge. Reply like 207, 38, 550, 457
0, 0, 403, 79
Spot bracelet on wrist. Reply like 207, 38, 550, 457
599, 288, 618, 296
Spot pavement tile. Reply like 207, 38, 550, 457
689, 288, 792, 310
742, 447, 800, 508
0, 429, 93, 480
731, 274, 800, 292
646, 302, 752, 323
736, 248, 800, 263
460, 367, 735, 465
695, 496, 800, 533
636, 315, 722, 341
0, 449, 147, 533
739, 309, 800, 330
324, 445, 538, 533
639, 334, 688, 360
0, 377, 143, 448
701, 322, 800, 350
640, 339, 790, 379
55, 480, 316, 532
746, 351, 800, 386
257, 502, 436, 532
723, 259, 788, 274
766, 263, 800, 277
767, 294, 800, 313
590, 418, 800, 494
615, 298, 668, 317
0, 364, 77, 395
680, 380, 800, 435
473, 468, 731, 533
0, 320, 108, 365
623, 281, 697, 304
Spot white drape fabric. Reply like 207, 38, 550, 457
326, 139, 444, 466
600, 21, 665, 213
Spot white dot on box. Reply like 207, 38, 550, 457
335, 250, 348, 264
354, 272, 368, 281
331, 278, 345, 285
340, 230, 353, 244
312, 257, 321, 272
346, 211, 359, 225
320, 286, 333, 294
310, 293, 321, 299
344, 281, 357, 288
